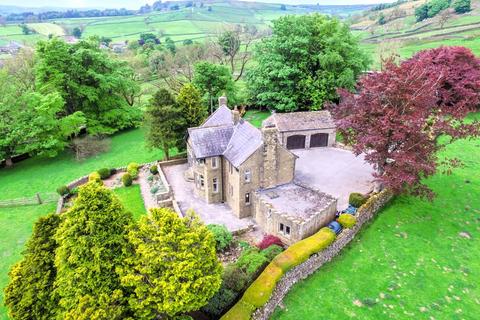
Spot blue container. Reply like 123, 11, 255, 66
328, 221, 342, 235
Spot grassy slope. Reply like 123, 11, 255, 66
273, 115, 480, 320
0, 128, 165, 319
113, 185, 147, 220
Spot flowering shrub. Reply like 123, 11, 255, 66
257, 234, 283, 250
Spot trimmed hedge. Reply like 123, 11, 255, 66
127, 162, 139, 178
97, 168, 111, 180
338, 214, 357, 228
150, 164, 159, 175
221, 227, 336, 320
349, 192, 368, 208
122, 173, 133, 187
88, 172, 101, 183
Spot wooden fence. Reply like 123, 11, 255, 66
0, 192, 59, 208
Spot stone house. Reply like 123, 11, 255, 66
186, 97, 337, 244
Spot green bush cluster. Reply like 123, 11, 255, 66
56, 185, 70, 196
415, 0, 451, 22
122, 173, 133, 187
207, 224, 233, 251
221, 228, 336, 320
338, 214, 357, 228
88, 172, 102, 183
127, 162, 139, 179
149, 164, 158, 175
97, 168, 112, 180
349, 192, 368, 208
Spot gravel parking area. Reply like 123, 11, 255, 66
162, 163, 254, 232
293, 148, 375, 210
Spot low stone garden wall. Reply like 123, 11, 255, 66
252, 189, 394, 320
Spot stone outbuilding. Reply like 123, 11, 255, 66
263, 111, 336, 150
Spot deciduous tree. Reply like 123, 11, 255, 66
120, 208, 222, 319
453, 0, 471, 13
331, 48, 480, 198
35, 37, 141, 135
247, 14, 369, 112
145, 89, 185, 160
53, 181, 133, 317
4, 214, 62, 320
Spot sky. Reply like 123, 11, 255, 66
0, 0, 396, 10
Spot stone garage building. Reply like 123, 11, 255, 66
263, 111, 336, 150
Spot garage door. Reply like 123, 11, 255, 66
310, 133, 329, 148
286, 135, 306, 149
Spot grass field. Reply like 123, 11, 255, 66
27, 23, 65, 36
0, 127, 166, 320
272, 114, 480, 320
113, 185, 147, 220
243, 109, 271, 127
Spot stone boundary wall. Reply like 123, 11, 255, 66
252, 189, 394, 320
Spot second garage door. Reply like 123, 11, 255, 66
310, 133, 329, 148
286, 135, 306, 149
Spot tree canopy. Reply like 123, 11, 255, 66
247, 14, 369, 112
120, 208, 222, 318
4, 214, 62, 320
53, 181, 134, 317
35, 37, 141, 135
331, 47, 480, 198
177, 83, 207, 128
145, 89, 186, 160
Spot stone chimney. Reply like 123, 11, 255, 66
261, 125, 279, 189
218, 96, 227, 107
232, 105, 240, 124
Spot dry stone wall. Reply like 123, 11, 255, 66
252, 189, 394, 320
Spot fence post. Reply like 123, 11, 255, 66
36, 193, 42, 204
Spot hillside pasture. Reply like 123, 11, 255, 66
27, 22, 65, 36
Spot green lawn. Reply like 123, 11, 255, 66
243, 109, 271, 128
113, 185, 147, 220
272, 119, 480, 319
0, 127, 166, 320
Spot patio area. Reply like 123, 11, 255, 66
293, 148, 375, 210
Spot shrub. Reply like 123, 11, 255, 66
338, 214, 357, 228
149, 164, 158, 175
127, 162, 140, 179
56, 185, 70, 196
110, 168, 117, 175
147, 175, 154, 182
221, 300, 255, 320
207, 224, 233, 251
349, 192, 368, 208
122, 173, 133, 187
202, 285, 237, 317
261, 244, 284, 261
236, 247, 269, 276
223, 264, 250, 292
150, 186, 159, 194
242, 263, 284, 307
97, 168, 111, 180
88, 172, 101, 183
70, 187, 79, 195
257, 234, 283, 250
453, 0, 471, 13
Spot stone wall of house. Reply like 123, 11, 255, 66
252, 189, 394, 320
237, 149, 263, 219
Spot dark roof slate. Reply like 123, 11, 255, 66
223, 120, 263, 167
265, 111, 335, 132
202, 105, 234, 127
188, 125, 234, 159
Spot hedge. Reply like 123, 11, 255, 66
221, 227, 336, 320
349, 192, 368, 208
338, 214, 357, 228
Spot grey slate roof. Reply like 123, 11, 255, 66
188, 107, 263, 167
188, 125, 234, 158
265, 111, 335, 132
202, 106, 234, 127
223, 120, 263, 167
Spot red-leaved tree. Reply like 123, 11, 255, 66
331, 47, 480, 199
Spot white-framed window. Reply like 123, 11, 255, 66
279, 223, 291, 236
211, 157, 218, 169
245, 192, 251, 205
244, 169, 251, 183
197, 158, 205, 165
213, 178, 218, 193
200, 175, 205, 189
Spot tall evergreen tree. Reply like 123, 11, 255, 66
53, 181, 134, 318
4, 214, 62, 320
177, 83, 207, 128
120, 208, 222, 319
145, 89, 185, 160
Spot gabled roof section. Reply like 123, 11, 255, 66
269, 111, 335, 132
188, 125, 234, 159
223, 119, 263, 167
202, 105, 234, 128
